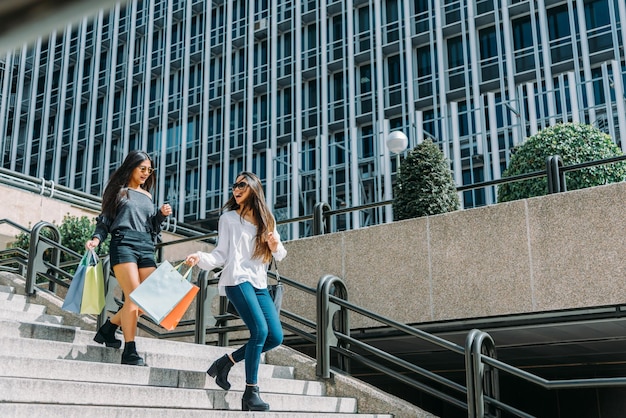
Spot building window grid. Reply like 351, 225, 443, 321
547, 5, 574, 64
443, 0, 462, 26
478, 26, 500, 82
1, 0, 625, 237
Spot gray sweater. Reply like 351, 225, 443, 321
92, 189, 166, 242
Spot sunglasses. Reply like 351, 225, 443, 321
138, 166, 155, 175
232, 181, 249, 191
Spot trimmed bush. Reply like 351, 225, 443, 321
393, 139, 460, 220
498, 123, 626, 203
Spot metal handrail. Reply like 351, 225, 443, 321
0, 167, 101, 211
0, 247, 29, 275
314, 275, 626, 418
0, 218, 31, 234
316, 274, 470, 413
465, 328, 626, 417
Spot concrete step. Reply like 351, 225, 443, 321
0, 293, 47, 314
0, 336, 293, 380
0, 282, 63, 323
0, 354, 325, 395
0, 318, 294, 377
0, 376, 359, 414
0, 284, 15, 293
0, 404, 393, 418
0, 306, 64, 324
0, 273, 410, 417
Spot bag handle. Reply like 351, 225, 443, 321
270, 257, 281, 284
83, 249, 99, 266
174, 262, 193, 282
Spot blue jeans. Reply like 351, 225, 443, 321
225, 281, 283, 385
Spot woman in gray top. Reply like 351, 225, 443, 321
85, 150, 172, 365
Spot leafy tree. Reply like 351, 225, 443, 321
497, 123, 626, 203
393, 139, 460, 220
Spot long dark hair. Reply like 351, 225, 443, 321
101, 150, 155, 219
224, 171, 275, 263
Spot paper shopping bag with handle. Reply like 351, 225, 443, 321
79, 250, 106, 314
159, 280, 199, 331
62, 251, 90, 313
129, 261, 194, 324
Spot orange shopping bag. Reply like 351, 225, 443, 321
159, 284, 199, 331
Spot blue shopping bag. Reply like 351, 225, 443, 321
61, 251, 90, 313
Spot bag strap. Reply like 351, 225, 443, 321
174, 262, 193, 282
270, 257, 281, 284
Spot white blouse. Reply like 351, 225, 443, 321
195, 210, 287, 296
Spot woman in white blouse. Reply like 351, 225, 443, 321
185, 171, 287, 412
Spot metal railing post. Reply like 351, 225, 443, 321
195, 270, 221, 345
465, 329, 481, 418
467, 329, 499, 418
316, 274, 349, 378
195, 270, 209, 344
25, 221, 60, 296
547, 155, 566, 193
313, 202, 331, 235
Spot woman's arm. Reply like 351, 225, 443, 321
149, 203, 171, 236
86, 214, 111, 250
92, 214, 112, 242
267, 229, 287, 261
185, 213, 231, 269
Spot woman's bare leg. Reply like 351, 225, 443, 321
106, 264, 155, 338
112, 263, 142, 341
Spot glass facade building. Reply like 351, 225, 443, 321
0, 0, 625, 239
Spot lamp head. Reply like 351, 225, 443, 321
387, 131, 408, 154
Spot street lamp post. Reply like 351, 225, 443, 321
385, 130, 408, 222
386, 130, 408, 176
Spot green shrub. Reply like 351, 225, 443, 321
497, 123, 626, 203
392, 139, 460, 220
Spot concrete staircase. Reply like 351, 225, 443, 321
0, 274, 430, 417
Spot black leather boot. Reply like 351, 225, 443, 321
207, 354, 234, 390
93, 318, 122, 348
121, 341, 146, 366
241, 385, 269, 411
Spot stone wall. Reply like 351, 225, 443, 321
276, 181, 626, 328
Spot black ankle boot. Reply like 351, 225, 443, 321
121, 341, 146, 366
93, 319, 122, 349
207, 354, 234, 390
242, 385, 269, 411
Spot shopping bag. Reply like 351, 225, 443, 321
61, 251, 90, 313
159, 282, 199, 331
129, 261, 193, 324
80, 250, 106, 314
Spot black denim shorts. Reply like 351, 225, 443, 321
109, 230, 157, 269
